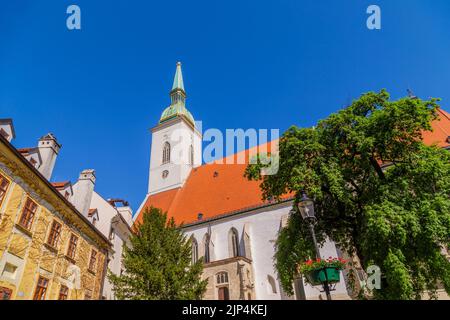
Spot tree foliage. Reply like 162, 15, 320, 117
245, 90, 450, 299
108, 207, 207, 300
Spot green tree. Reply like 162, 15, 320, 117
108, 207, 207, 300
245, 90, 450, 299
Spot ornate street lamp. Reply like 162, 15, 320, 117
297, 192, 332, 301
297, 193, 316, 221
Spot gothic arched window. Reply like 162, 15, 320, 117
229, 228, 239, 258
162, 142, 171, 164
204, 234, 211, 263
191, 237, 198, 264
216, 272, 229, 285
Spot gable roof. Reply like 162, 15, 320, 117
136, 108, 450, 226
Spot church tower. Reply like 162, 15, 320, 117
147, 62, 202, 195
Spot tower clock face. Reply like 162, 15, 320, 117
162, 170, 169, 179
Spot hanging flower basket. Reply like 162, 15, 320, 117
298, 257, 347, 286
306, 267, 341, 286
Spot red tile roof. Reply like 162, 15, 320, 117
136, 108, 450, 226
422, 108, 450, 148
136, 141, 290, 226
51, 181, 71, 189
18, 147, 33, 154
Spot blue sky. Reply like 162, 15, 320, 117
1, 1, 450, 212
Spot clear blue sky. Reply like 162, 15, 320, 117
1, 1, 450, 212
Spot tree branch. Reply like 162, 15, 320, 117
369, 155, 385, 180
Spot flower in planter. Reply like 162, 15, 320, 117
297, 257, 348, 286
298, 257, 347, 274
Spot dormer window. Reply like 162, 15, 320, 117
88, 209, 99, 226
162, 142, 171, 164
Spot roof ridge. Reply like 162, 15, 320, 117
437, 108, 450, 121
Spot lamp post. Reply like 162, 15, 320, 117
297, 193, 332, 301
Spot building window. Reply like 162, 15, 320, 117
189, 145, 194, 165
0, 174, 11, 207
58, 285, 69, 300
267, 275, 277, 294
2, 263, 18, 280
204, 234, 211, 263
88, 250, 97, 273
229, 228, 239, 258
0, 286, 13, 300
18, 197, 38, 230
218, 287, 230, 300
33, 276, 49, 300
216, 272, 229, 285
47, 220, 62, 248
191, 237, 198, 264
67, 234, 78, 259
162, 142, 171, 164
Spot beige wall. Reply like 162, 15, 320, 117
202, 256, 255, 300
0, 141, 110, 300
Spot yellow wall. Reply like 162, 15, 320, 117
0, 165, 108, 300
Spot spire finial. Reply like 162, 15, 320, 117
407, 88, 418, 99
172, 61, 185, 93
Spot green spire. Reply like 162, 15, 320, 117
159, 62, 195, 126
171, 62, 185, 92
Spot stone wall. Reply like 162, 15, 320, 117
202, 256, 255, 300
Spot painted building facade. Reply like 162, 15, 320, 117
0, 125, 111, 300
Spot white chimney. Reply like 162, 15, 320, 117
117, 206, 133, 226
37, 133, 61, 180
72, 169, 96, 217
0, 119, 16, 143
107, 199, 133, 226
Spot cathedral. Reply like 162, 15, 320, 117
134, 63, 351, 300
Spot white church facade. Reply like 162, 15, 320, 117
135, 63, 351, 300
